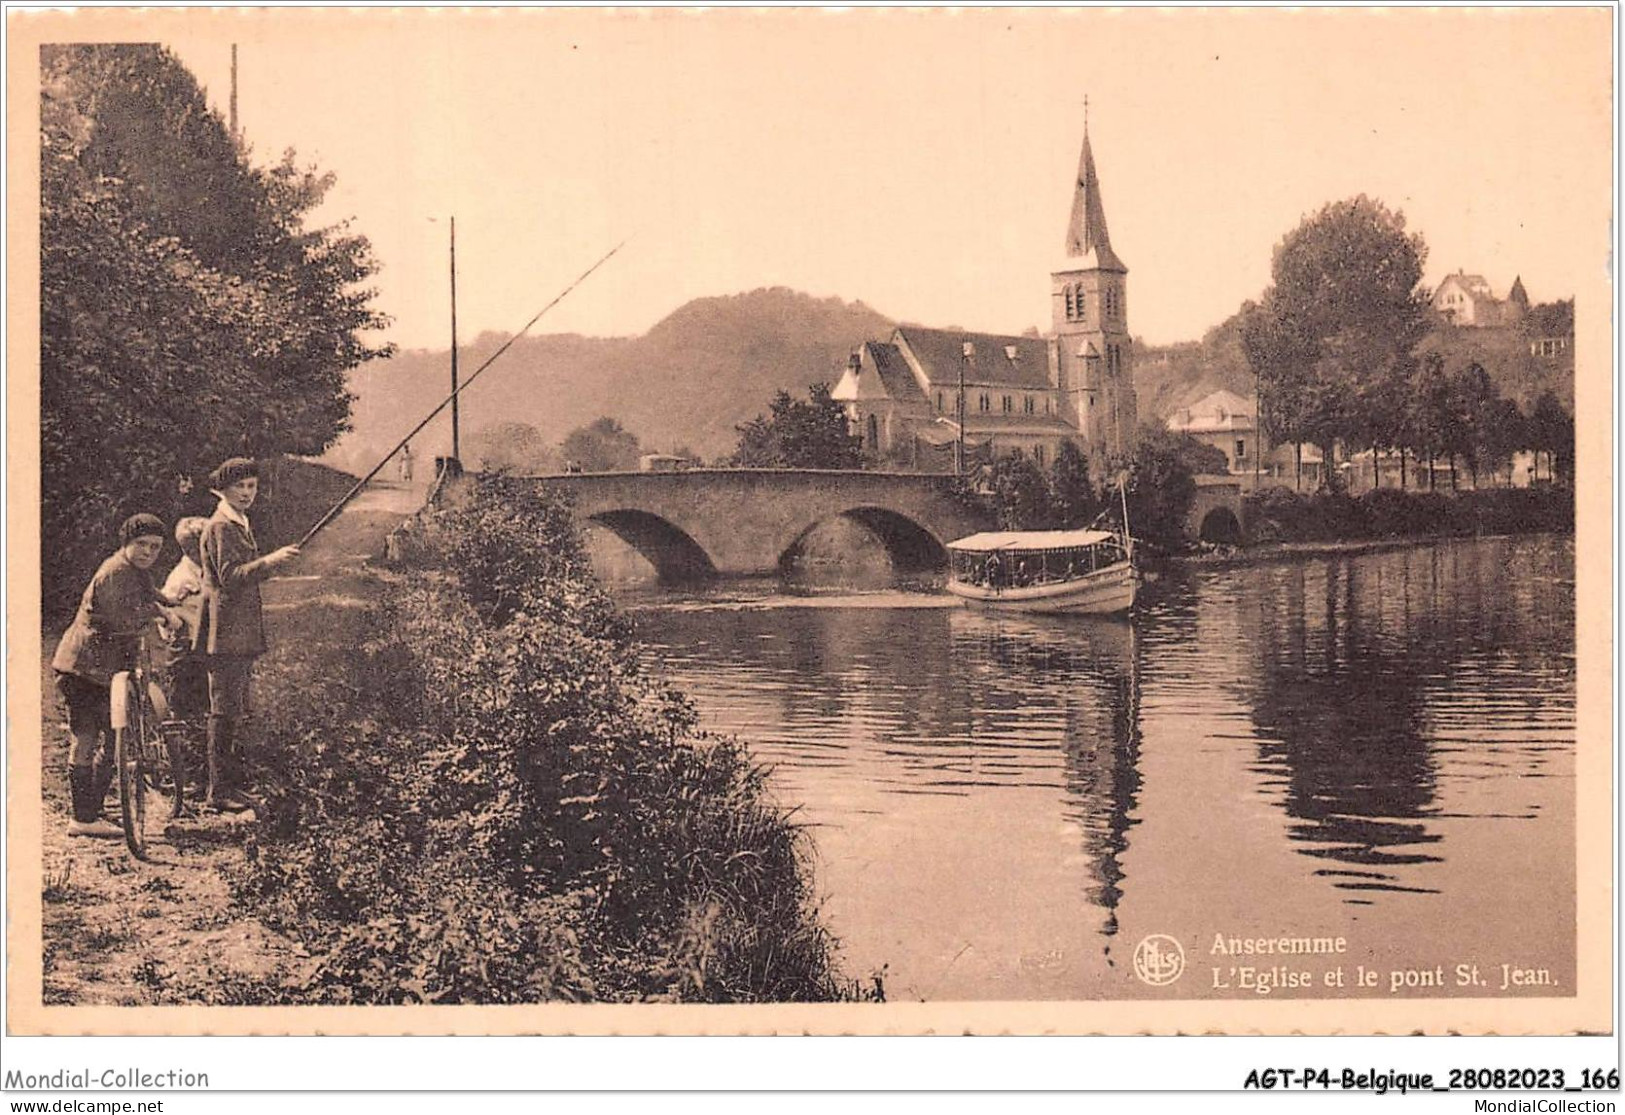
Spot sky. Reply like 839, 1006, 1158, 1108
153, 8, 1613, 351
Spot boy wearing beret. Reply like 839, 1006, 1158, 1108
52, 514, 196, 838
193, 458, 299, 813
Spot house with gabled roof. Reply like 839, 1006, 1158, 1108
833, 118, 1138, 477
1432, 269, 1528, 327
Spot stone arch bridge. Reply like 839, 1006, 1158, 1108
1187, 475, 1246, 544
533, 469, 992, 581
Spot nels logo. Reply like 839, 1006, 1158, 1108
1132, 934, 1186, 987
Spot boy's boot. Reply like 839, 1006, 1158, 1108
226, 722, 259, 817
66, 764, 120, 838
204, 716, 251, 814
90, 751, 117, 819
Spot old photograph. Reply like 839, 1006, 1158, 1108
5, 7, 1613, 1039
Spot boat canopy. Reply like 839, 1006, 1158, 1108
948, 529, 1115, 553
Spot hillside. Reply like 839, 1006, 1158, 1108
326, 288, 895, 471
1134, 305, 1575, 425
1135, 313, 1255, 422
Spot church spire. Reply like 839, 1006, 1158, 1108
1064, 108, 1126, 272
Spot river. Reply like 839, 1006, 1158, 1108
623, 534, 1576, 1002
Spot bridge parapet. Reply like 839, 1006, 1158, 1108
532, 468, 992, 579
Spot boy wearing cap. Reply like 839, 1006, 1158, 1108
51, 514, 196, 838
193, 458, 299, 813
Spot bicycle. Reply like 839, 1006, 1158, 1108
108, 634, 193, 860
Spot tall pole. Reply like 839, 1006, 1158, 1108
956, 343, 969, 477
1253, 364, 1261, 491
449, 215, 460, 462
229, 44, 238, 144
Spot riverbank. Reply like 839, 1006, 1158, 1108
227, 474, 855, 1004
39, 477, 419, 1005
42, 471, 854, 1005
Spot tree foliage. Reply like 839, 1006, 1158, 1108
729, 383, 863, 469
1529, 390, 1575, 483
233, 478, 852, 1002
1124, 427, 1202, 551
41, 44, 391, 615
560, 416, 642, 472
987, 452, 1051, 530
1046, 440, 1101, 528
466, 420, 557, 475
1242, 196, 1430, 487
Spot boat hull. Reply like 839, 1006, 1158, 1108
946, 561, 1137, 615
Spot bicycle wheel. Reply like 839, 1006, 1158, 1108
114, 687, 148, 860
114, 677, 172, 859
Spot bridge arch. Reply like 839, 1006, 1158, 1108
536, 470, 993, 578
1198, 506, 1243, 545
777, 505, 950, 575
586, 510, 717, 584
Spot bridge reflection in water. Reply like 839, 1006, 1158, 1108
630, 534, 1574, 1001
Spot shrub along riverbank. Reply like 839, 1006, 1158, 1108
1241, 485, 1572, 545
231, 475, 855, 1003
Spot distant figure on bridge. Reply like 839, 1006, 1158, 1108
398, 442, 414, 485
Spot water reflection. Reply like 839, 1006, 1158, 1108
631, 535, 1575, 999
947, 613, 1143, 937
1212, 539, 1573, 898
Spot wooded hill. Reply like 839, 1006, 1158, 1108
329, 287, 894, 471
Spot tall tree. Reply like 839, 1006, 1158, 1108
1124, 427, 1201, 551
1405, 352, 1456, 491
1479, 396, 1528, 487
1241, 196, 1430, 490
1529, 391, 1575, 486
729, 383, 863, 469
40, 44, 392, 615
1047, 440, 1100, 528
988, 451, 1052, 530
1447, 362, 1500, 488
467, 420, 557, 474
561, 416, 642, 472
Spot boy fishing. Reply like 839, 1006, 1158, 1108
193, 458, 299, 813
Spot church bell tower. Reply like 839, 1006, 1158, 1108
1051, 109, 1137, 467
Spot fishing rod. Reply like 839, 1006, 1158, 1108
295, 238, 629, 549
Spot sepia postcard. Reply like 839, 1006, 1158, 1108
5, 6, 1614, 1039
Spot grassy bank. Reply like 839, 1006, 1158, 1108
229, 475, 855, 1003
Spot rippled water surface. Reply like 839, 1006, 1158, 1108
630, 536, 1576, 1001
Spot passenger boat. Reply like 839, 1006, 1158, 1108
945, 526, 1138, 615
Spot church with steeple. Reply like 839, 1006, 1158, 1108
833, 117, 1138, 477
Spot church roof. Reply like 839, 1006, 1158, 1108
1063, 128, 1126, 273
893, 327, 1054, 390
866, 341, 926, 402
